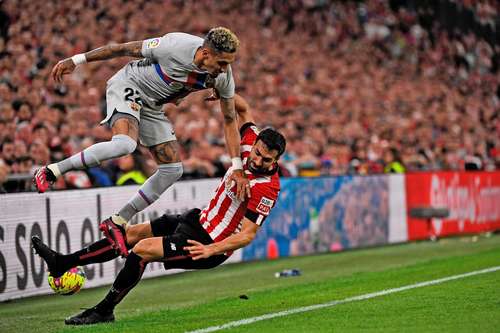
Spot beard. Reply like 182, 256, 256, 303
247, 160, 262, 174
247, 159, 278, 175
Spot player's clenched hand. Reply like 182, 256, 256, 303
184, 239, 215, 260
51, 58, 76, 83
229, 169, 251, 201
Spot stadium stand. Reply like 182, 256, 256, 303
0, 0, 498, 192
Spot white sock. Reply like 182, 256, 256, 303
47, 163, 62, 178
111, 214, 127, 227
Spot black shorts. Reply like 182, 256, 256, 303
150, 208, 228, 270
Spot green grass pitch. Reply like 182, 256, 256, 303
1, 234, 499, 333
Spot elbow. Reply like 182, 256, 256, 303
234, 94, 249, 114
236, 108, 249, 121
243, 232, 257, 246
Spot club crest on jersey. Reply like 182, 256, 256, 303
147, 38, 160, 49
129, 102, 141, 112
256, 197, 274, 215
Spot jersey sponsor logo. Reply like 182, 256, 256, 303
224, 178, 237, 200
256, 196, 274, 215
147, 38, 160, 49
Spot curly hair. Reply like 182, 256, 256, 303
203, 27, 240, 53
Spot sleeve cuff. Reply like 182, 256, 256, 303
240, 122, 257, 137
245, 209, 267, 226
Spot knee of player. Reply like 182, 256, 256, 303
112, 134, 137, 155
132, 238, 161, 261
125, 224, 145, 247
158, 163, 183, 181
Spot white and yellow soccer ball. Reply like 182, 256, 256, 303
48, 266, 86, 296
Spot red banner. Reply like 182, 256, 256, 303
406, 171, 500, 240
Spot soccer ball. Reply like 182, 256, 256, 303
48, 266, 86, 296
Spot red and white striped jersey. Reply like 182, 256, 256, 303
199, 123, 280, 245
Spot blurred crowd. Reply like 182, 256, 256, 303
0, 0, 499, 193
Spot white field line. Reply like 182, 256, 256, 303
186, 265, 500, 333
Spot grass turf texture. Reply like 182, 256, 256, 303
1, 234, 499, 333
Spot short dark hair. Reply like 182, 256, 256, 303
203, 27, 240, 53
256, 128, 286, 159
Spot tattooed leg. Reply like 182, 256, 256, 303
117, 141, 183, 221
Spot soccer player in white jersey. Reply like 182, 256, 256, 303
32, 27, 251, 257
32, 94, 286, 325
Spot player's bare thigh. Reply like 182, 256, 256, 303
126, 222, 154, 247
149, 140, 181, 164
112, 117, 139, 141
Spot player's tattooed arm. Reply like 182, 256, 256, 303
219, 97, 237, 124
51, 41, 143, 83
220, 97, 251, 200
219, 97, 239, 159
84, 41, 144, 61
234, 94, 255, 128
207, 93, 255, 131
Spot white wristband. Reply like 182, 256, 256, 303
71, 53, 87, 66
232, 157, 243, 170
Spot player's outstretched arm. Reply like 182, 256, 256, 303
51, 41, 143, 83
220, 97, 251, 200
184, 218, 259, 260
234, 93, 255, 128
207, 92, 255, 127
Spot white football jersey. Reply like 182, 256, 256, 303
109, 32, 235, 108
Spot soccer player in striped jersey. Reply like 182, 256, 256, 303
31, 94, 286, 325
33, 27, 251, 258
